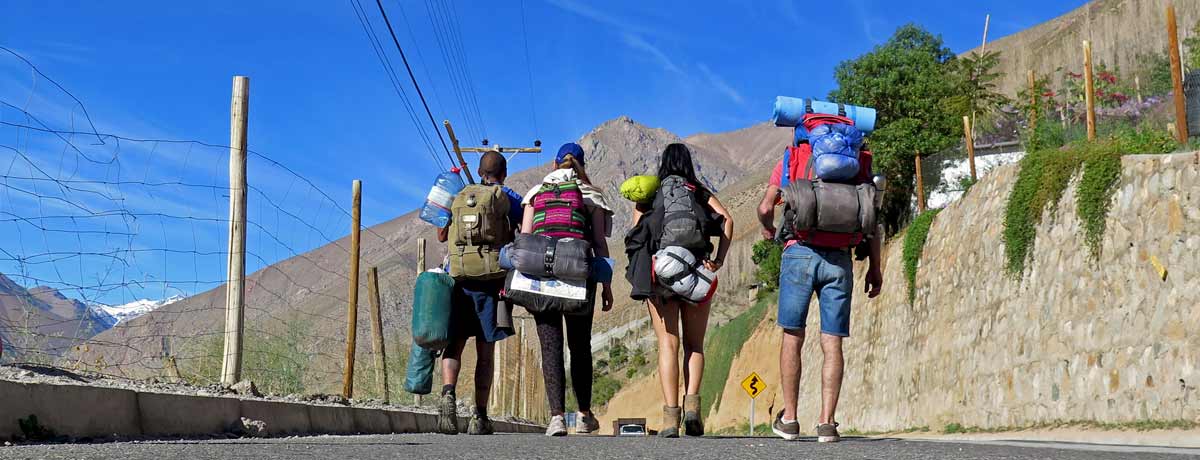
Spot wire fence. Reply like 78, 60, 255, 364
0, 47, 419, 399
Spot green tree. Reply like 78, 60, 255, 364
829, 24, 964, 234
751, 239, 782, 292
950, 50, 1010, 121
1185, 20, 1200, 70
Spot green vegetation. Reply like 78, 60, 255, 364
943, 419, 1200, 434
699, 297, 770, 419
831, 24, 1005, 235
750, 239, 783, 292
182, 319, 317, 396
902, 210, 941, 304
714, 421, 774, 437
1004, 126, 1178, 275
1185, 19, 1200, 71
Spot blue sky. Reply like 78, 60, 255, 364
0, 0, 1087, 304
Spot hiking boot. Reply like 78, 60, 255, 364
575, 412, 600, 434
682, 394, 704, 437
468, 414, 493, 435
658, 406, 681, 438
771, 410, 800, 441
437, 393, 459, 435
545, 415, 568, 437
816, 422, 841, 443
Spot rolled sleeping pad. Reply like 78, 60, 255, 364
772, 96, 877, 132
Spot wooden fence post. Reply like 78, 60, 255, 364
342, 179, 362, 399
963, 116, 977, 181
414, 238, 425, 406
1083, 40, 1097, 141
1168, 3, 1189, 142
367, 267, 389, 403
221, 75, 249, 387
914, 153, 925, 213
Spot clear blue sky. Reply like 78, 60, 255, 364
0, 0, 1087, 304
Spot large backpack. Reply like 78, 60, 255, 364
796, 113, 864, 183
447, 184, 513, 280
779, 145, 876, 249
531, 180, 588, 239
655, 175, 706, 249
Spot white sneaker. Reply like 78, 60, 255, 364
545, 415, 568, 437
575, 412, 600, 434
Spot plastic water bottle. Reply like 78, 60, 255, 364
419, 169, 465, 227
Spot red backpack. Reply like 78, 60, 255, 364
780, 142, 874, 249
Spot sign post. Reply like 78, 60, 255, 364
740, 372, 767, 436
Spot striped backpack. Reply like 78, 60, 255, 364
531, 180, 588, 239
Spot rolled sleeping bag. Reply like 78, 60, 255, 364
772, 96, 876, 132
509, 233, 591, 281
504, 243, 613, 283
412, 270, 454, 350
504, 270, 593, 315
652, 246, 720, 305
620, 175, 660, 204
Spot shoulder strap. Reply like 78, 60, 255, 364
781, 148, 791, 189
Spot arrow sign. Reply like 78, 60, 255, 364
741, 372, 767, 399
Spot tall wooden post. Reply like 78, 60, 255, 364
1028, 70, 1038, 128
221, 76, 249, 386
963, 116, 977, 181
414, 238, 426, 406
367, 267, 389, 403
1168, 3, 1189, 142
1135, 75, 1144, 105
1083, 40, 1097, 141
443, 120, 476, 184
914, 153, 925, 213
519, 318, 528, 418
343, 180, 362, 399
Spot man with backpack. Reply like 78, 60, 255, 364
756, 112, 884, 443
436, 150, 523, 436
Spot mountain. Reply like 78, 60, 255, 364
75, 116, 794, 390
88, 296, 184, 328
963, 0, 1200, 96
0, 274, 112, 359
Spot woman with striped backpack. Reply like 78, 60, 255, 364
519, 142, 615, 437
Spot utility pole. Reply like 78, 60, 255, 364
444, 120, 541, 185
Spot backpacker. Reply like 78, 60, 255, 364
796, 113, 864, 183
652, 246, 719, 305
779, 144, 876, 249
506, 233, 591, 281
655, 175, 706, 249
503, 270, 593, 315
447, 184, 513, 280
531, 180, 587, 239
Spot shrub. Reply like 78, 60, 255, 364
902, 210, 941, 304
751, 239, 783, 291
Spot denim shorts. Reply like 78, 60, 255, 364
777, 244, 854, 336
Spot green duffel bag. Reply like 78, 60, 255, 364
412, 270, 454, 350
404, 341, 437, 395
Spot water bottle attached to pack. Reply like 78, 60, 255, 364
419, 168, 466, 228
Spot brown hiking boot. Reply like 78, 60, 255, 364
816, 422, 841, 443
682, 394, 704, 437
772, 411, 800, 441
658, 406, 681, 438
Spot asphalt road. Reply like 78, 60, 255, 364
1, 433, 1197, 460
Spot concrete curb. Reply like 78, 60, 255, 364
0, 379, 542, 441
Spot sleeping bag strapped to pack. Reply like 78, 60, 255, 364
796, 113, 865, 183
531, 180, 587, 240
506, 233, 591, 281
447, 184, 513, 280
656, 175, 706, 249
504, 270, 593, 315
619, 175, 660, 204
652, 246, 719, 305
779, 145, 877, 248
412, 270, 454, 350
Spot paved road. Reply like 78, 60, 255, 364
2, 433, 1197, 460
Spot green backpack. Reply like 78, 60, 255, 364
447, 184, 513, 280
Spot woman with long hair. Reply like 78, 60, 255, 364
520, 142, 615, 436
634, 143, 733, 437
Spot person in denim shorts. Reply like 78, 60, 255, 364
756, 142, 883, 443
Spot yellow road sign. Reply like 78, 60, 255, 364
741, 372, 766, 399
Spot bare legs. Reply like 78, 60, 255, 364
441, 336, 495, 410
779, 329, 844, 424
647, 298, 711, 407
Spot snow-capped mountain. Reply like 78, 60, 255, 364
89, 295, 185, 327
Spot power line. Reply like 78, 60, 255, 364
371, 0, 458, 167
519, 0, 540, 141
439, 0, 488, 141
423, 0, 481, 144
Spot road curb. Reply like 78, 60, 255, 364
0, 379, 541, 441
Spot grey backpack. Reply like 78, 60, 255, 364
655, 175, 705, 249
